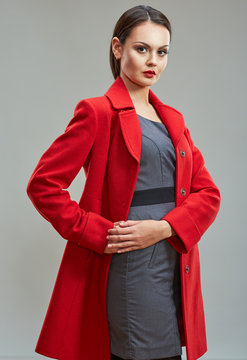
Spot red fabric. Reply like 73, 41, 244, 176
26, 76, 221, 360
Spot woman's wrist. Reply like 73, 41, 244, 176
158, 220, 176, 239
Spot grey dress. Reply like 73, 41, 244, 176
106, 114, 182, 360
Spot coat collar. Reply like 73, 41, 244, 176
104, 75, 185, 162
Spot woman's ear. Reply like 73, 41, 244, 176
112, 37, 121, 60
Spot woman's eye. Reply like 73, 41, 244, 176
159, 50, 169, 56
136, 47, 169, 56
136, 46, 146, 53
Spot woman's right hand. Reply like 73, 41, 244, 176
104, 222, 123, 254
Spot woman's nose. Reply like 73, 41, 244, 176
146, 52, 158, 65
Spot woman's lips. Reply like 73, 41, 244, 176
143, 71, 155, 78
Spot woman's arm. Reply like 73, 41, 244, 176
161, 127, 221, 254
26, 99, 113, 255
158, 220, 176, 238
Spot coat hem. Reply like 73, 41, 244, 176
35, 348, 61, 360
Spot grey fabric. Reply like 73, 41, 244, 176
106, 114, 182, 360
111, 354, 182, 360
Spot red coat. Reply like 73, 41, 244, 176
26, 75, 221, 360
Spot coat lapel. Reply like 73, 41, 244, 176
104, 76, 185, 162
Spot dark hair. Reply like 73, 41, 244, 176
109, 5, 172, 79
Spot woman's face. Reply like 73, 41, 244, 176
112, 21, 170, 87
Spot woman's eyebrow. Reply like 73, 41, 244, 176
133, 41, 169, 48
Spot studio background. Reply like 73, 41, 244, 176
1, 0, 246, 359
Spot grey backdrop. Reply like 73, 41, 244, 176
1, 0, 246, 359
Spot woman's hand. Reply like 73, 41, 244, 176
104, 219, 175, 254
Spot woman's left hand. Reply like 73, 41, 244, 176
106, 219, 171, 253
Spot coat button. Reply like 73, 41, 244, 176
180, 149, 186, 157
185, 265, 189, 273
180, 188, 186, 196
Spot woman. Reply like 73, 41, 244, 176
26, 5, 221, 360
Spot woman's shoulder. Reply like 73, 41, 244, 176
161, 101, 184, 118
73, 95, 113, 118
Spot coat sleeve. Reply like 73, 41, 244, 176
162, 127, 221, 254
26, 99, 113, 255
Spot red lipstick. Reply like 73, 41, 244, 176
143, 70, 156, 78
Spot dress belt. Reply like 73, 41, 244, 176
130, 186, 175, 207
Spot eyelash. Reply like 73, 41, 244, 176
136, 46, 169, 55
